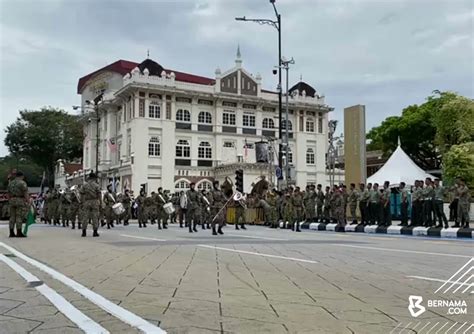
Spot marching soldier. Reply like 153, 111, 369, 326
209, 181, 226, 235
348, 183, 358, 225
156, 188, 168, 229
265, 189, 278, 228
79, 172, 101, 237
120, 189, 132, 226
136, 190, 148, 228
358, 183, 369, 225
399, 182, 409, 226
456, 178, 471, 228
282, 189, 294, 228
234, 193, 247, 230
7, 171, 29, 238
60, 188, 71, 227
381, 181, 391, 226
68, 187, 80, 229
342, 184, 349, 221
304, 185, 316, 223
149, 191, 159, 225
200, 190, 211, 230
433, 179, 449, 228
103, 185, 117, 229
50, 186, 60, 226
186, 183, 200, 233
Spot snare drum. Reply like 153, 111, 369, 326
163, 202, 175, 215
112, 203, 125, 216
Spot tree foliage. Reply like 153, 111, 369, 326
442, 142, 474, 191
366, 91, 459, 170
0, 156, 44, 190
4, 108, 83, 187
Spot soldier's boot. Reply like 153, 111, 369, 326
193, 222, 198, 233
81, 229, 86, 237
93, 229, 99, 237
110, 222, 114, 228
139, 222, 142, 228
212, 226, 218, 235
151, 219, 155, 225
16, 229, 26, 238
71, 222, 75, 230
188, 223, 193, 233
217, 226, 224, 235
9, 229, 16, 238
143, 222, 147, 228
295, 222, 301, 232
240, 223, 246, 230
78, 222, 82, 229
202, 223, 206, 230
101, 220, 106, 227
179, 221, 183, 228
157, 221, 162, 230
207, 223, 211, 229
124, 220, 129, 226
163, 221, 168, 229
235, 224, 240, 230
464, 222, 470, 229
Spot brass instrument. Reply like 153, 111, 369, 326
70, 185, 81, 203
180, 193, 188, 209
233, 191, 248, 209
202, 194, 211, 212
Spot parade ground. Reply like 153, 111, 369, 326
0, 223, 473, 334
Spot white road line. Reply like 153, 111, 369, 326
389, 323, 402, 334
399, 322, 412, 333
453, 322, 467, 334
407, 275, 474, 287
452, 274, 473, 294
0, 254, 109, 334
333, 244, 473, 259
462, 324, 473, 334
198, 245, 318, 264
418, 322, 431, 333
435, 258, 474, 293
0, 242, 165, 334
434, 322, 449, 334
444, 322, 458, 334
225, 233, 287, 241
120, 234, 167, 242
426, 322, 439, 334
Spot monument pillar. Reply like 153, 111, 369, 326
344, 105, 366, 185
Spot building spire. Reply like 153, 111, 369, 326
147, 49, 150, 58
235, 44, 242, 68
397, 136, 401, 147
300, 73, 303, 82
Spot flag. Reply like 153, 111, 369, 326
108, 138, 117, 152
23, 204, 36, 236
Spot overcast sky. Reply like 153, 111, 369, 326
0, 0, 472, 157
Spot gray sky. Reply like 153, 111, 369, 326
1, 0, 473, 157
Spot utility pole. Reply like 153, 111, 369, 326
280, 57, 295, 188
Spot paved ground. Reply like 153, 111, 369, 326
0, 221, 473, 334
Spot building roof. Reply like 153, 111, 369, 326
289, 81, 316, 97
64, 163, 82, 175
77, 59, 215, 93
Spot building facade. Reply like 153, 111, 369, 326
78, 51, 333, 193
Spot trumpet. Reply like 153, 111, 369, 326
202, 195, 211, 212
70, 185, 81, 203
233, 191, 247, 209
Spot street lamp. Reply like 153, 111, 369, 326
327, 120, 343, 187
276, 57, 295, 188
85, 93, 104, 177
235, 0, 283, 182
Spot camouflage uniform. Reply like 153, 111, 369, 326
292, 191, 304, 231
155, 191, 168, 229
103, 191, 117, 229
334, 190, 345, 225
304, 189, 316, 222
316, 189, 325, 220
381, 187, 391, 226
200, 192, 212, 229
358, 187, 370, 225
60, 189, 71, 227
49, 189, 60, 225
118, 192, 132, 225
348, 188, 359, 224
265, 192, 278, 228
282, 193, 294, 226
369, 188, 381, 225
136, 193, 147, 227
433, 185, 448, 228
8, 177, 28, 236
457, 185, 471, 228
79, 179, 101, 236
209, 186, 226, 235
186, 189, 200, 233
323, 190, 331, 223
68, 190, 80, 229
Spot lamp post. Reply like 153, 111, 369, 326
327, 120, 343, 187
235, 0, 283, 180
84, 93, 104, 178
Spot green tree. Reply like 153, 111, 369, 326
366, 91, 458, 170
0, 156, 44, 190
442, 142, 474, 192
4, 108, 83, 187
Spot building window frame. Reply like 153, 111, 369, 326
198, 111, 212, 124
148, 137, 161, 157
149, 102, 161, 119
306, 148, 315, 165
243, 114, 256, 128
262, 118, 275, 129
306, 118, 315, 132
198, 141, 212, 159
223, 111, 236, 125
176, 109, 191, 122
176, 139, 190, 158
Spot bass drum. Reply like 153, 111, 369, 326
163, 202, 175, 215
112, 203, 125, 216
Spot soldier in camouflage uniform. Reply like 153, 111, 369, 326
79, 173, 101, 237
103, 185, 117, 229
7, 171, 29, 238
433, 179, 449, 228
304, 185, 316, 223
342, 184, 349, 222
156, 188, 169, 229
136, 190, 147, 228
323, 186, 331, 223
49, 187, 60, 226
209, 181, 226, 235
316, 184, 324, 222
292, 187, 304, 232
333, 185, 345, 225
69, 186, 80, 229
200, 190, 211, 230
234, 193, 247, 230
60, 188, 71, 227
369, 183, 381, 225
186, 183, 200, 233
398, 182, 409, 226
456, 179, 471, 228
381, 181, 391, 226
358, 183, 369, 225
117, 189, 131, 226
149, 191, 158, 225
422, 178, 435, 227
348, 183, 359, 225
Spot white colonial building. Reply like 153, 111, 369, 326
77, 50, 333, 193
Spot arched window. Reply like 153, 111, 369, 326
197, 181, 212, 191
198, 141, 212, 159
306, 148, 315, 165
176, 109, 191, 122
262, 118, 275, 129
176, 139, 190, 158
148, 137, 160, 157
306, 118, 315, 132
198, 111, 212, 124
149, 101, 161, 118
281, 120, 293, 132
174, 179, 190, 191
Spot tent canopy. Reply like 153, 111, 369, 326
367, 144, 435, 187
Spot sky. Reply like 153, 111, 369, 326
0, 0, 473, 157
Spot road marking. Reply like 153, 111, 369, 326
198, 245, 318, 264
0, 254, 109, 334
120, 234, 167, 242
333, 244, 473, 259
225, 233, 287, 241
407, 275, 474, 288
435, 258, 473, 293
0, 242, 165, 334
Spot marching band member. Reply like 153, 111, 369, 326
186, 183, 200, 233
209, 180, 226, 235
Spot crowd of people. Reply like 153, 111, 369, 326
6, 170, 472, 239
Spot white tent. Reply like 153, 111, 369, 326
367, 143, 435, 187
